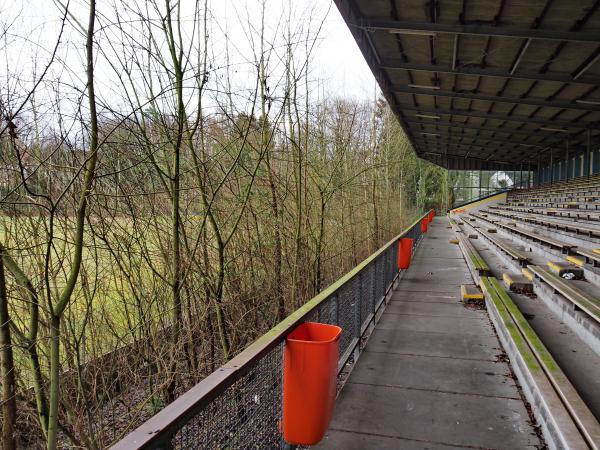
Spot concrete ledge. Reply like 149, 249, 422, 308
480, 278, 589, 450
531, 277, 600, 357
469, 216, 600, 350
460, 284, 484, 300
502, 272, 533, 293
454, 232, 598, 449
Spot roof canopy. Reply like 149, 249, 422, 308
335, 0, 600, 170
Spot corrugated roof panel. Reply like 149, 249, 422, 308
335, 0, 600, 169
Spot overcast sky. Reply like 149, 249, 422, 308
206, 0, 380, 102
216, 0, 379, 100
300, 1, 379, 100
2, 0, 379, 106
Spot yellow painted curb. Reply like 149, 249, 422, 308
566, 255, 584, 267
547, 261, 562, 274
521, 267, 534, 281
461, 284, 484, 300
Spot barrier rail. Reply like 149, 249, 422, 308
450, 188, 511, 211
111, 210, 432, 450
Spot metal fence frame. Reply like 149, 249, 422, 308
111, 210, 432, 450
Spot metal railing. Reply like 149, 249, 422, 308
111, 210, 432, 450
450, 188, 512, 210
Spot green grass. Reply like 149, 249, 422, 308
1, 215, 169, 370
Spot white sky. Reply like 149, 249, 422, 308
305, 1, 379, 100
206, 0, 379, 100
1, 0, 379, 123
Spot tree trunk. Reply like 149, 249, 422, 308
164, 0, 184, 402
0, 247, 17, 450
47, 2, 99, 447
372, 175, 379, 248
314, 195, 326, 293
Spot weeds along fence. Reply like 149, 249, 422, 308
111, 210, 432, 450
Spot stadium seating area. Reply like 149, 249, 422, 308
455, 174, 600, 363
449, 176, 600, 447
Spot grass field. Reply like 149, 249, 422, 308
1, 214, 172, 371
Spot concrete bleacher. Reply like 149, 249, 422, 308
507, 174, 600, 211
486, 175, 600, 230
449, 176, 600, 448
457, 175, 600, 359
451, 211, 600, 450
451, 174, 600, 448
481, 176, 600, 269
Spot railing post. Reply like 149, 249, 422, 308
355, 273, 362, 339
373, 256, 378, 309
385, 248, 390, 291
371, 262, 376, 315
334, 294, 339, 327
387, 248, 393, 294
390, 246, 395, 286
155, 434, 174, 450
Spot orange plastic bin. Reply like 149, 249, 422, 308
283, 322, 342, 446
421, 217, 428, 233
397, 237, 413, 269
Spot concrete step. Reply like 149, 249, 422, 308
547, 260, 584, 280
566, 255, 585, 267
522, 267, 534, 281
502, 272, 533, 294
460, 284, 484, 301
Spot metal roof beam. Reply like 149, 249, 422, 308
407, 121, 589, 149
404, 119, 569, 138
360, 19, 600, 43
414, 136, 587, 162
415, 134, 589, 153
394, 85, 600, 111
401, 105, 593, 129
413, 131, 548, 148
381, 59, 600, 86
415, 138, 523, 153
416, 142, 520, 164
422, 149, 522, 168
415, 141, 523, 159
409, 118, 600, 147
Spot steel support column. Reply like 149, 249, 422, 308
587, 129, 592, 178
565, 139, 569, 181
550, 148, 554, 184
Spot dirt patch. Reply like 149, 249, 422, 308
462, 298, 486, 310
495, 352, 510, 364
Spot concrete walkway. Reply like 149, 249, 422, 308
315, 217, 542, 449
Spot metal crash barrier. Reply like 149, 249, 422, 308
111, 210, 433, 450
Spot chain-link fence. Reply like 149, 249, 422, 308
111, 211, 430, 450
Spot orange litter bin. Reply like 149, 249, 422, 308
283, 322, 342, 446
421, 217, 428, 233
397, 237, 413, 269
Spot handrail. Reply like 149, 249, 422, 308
451, 188, 512, 211
111, 209, 432, 450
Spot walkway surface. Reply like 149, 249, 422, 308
315, 217, 542, 450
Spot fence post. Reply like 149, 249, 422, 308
372, 257, 378, 310
371, 262, 376, 315
334, 294, 339, 327
356, 273, 362, 338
